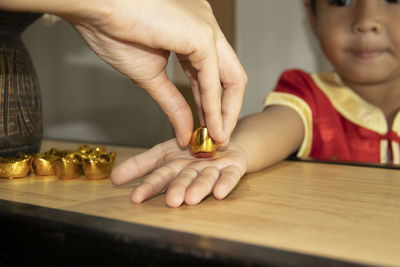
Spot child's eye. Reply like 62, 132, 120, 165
386, 0, 400, 3
329, 0, 352, 6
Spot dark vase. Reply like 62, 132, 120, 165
0, 11, 43, 157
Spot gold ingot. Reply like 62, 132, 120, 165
47, 147, 62, 156
33, 153, 57, 176
57, 150, 80, 160
27, 144, 116, 179
189, 126, 218, 158
67, 152, 83, 162
94, 146, 106, 154
54, 157, 82, 179
0, 154, 32, 179
82, 152, 116, 180
77, 144, 92, 154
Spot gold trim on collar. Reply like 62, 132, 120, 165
311, 72, 388, 135
380, 140, 389, 164
264, 92, 312, 159
393, 112, 400, 136
393, 113, 400, 164
392, 142, 399, 164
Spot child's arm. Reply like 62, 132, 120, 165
232, 105, 304, 173
111, 105, 304, 207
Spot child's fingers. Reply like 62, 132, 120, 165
184, 167, 220, 205
166, 168, 199, 208
131, 165, 179, 204
111, 140, 174, 185
213, 165, 244, 200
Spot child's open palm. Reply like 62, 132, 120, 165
111, 139, 247, 207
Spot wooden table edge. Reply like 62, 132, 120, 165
0, 199, 365, 267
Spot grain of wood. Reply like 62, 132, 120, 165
0, 140, 399, 266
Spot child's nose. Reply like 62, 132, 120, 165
352, 2, 382, 34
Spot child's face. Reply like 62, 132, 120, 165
309, 0, 400, 86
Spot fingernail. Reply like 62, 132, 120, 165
220, 130, 227, 145
214, 128, 224, 145
176, 133, 183, 147
223, 137, 230, 147
179, 137, 187, 147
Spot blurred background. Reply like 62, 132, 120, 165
22, 0, 331, 148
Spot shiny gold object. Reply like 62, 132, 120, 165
76, 144, 106, 155
189, 126, 218, 158
0, 144, 116, 179
94, 146, 106, 154
33, 153, 57, 176
82, 152, 116, 180
54, 156, 82, 179
0, 154, 32, 179
77, 144, 92, 154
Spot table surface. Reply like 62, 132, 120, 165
0, 140, 399, 266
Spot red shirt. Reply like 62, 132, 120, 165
264, 69, 400, 164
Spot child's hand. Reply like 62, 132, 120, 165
111, 139, 247, 207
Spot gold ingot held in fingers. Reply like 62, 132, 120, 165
189, 126, 218, 158
0, 154, 33, 179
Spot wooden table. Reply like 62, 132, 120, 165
0, 140, 399, 266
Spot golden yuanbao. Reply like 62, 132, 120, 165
0, 145, 116, 179
0, 154, 32, 179
189, 126, 218, 158
54, 156, 82, 180
81, 152, 116, 180
33, 152, 58, 176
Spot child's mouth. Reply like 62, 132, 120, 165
351, 50, 383, 60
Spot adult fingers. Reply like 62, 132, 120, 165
216, 32, 247, 146
141, 71, 194, 147
189, 78, 206, 127
213, 165, 244, 200
186, 33, 225, 145
176, 58, 206, 126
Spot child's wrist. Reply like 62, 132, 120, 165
229, 139, 252, 171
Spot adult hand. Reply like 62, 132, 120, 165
0, 0, 247, 146
111, 138, 247, 207
61, 0, 247, 147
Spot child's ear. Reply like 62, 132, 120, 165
304, 0, 318, 37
